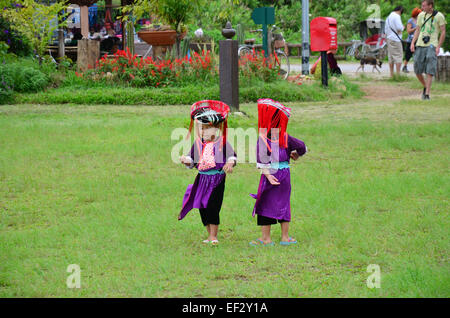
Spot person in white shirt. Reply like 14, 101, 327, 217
385, 6, 405, 77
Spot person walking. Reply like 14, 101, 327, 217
386, 6, 405, 77
410, 0, 446, 100
402, 8, 422, 73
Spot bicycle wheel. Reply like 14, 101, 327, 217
238, 46, 252, 60
274, 50, 290, 80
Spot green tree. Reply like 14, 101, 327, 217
1, 0, 68, 61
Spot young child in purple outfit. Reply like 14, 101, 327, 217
179, 100, 236, 245
250, 99, 307, 246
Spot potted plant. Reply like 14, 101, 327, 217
137, 24, 178, 46
122, 0, 200, 58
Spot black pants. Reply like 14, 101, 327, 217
257, 214, 289, 226
405, 42, 413, 62
199, 178, 225, 226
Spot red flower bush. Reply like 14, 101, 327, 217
77, 48, 282, 87
239, 49, 280, 83
80, 48, 216, 88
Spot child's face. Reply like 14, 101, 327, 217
200, 123, 220, 141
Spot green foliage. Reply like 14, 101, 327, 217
438, 0, 450, 51
126, 21, 135, 55
0, 63, 49, 93
0, 74, 14, 104
0, 14, 32, 56
15, 76, 361, 105
0, 56, 61, 103
190, 0, 252, 32
1, 0, 68, 58
184, 0, 449, 47
239, 50, 280, 83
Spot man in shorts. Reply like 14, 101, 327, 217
411, 0, 446, 100
385, 6, 405, 77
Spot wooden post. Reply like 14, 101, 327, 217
436, 56, 449, 82
80, 6, 89, 39
58, 28, 65, 61
77, 39, 100, 72
220, 22, 239, 110
57, 9, 65, 61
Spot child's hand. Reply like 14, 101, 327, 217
180, 155, 192, 166
290, 150, 300, 161
265, 174, 280, 185
223, 162, 234, 174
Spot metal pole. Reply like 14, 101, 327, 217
262, 23, 268, 57
321, 51, 328, 87
301, 0, 310, 75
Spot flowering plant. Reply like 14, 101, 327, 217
239, 49, 280, 83
79, 48, 216, 88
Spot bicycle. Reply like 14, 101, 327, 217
238, 25, 290, 80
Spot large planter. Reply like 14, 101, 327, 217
137, 30, 177, 46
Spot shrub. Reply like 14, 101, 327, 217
0, 15, 32, 57
80, 48, 217, 88
15, 78, 363, 105
0, 74, 14, 104
239, 49, 280, 84
0, 62, 50, 93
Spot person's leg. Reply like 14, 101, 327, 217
387, 40, 394, 77
253, 215, 276, 244
389, 63, 394, 77
280, 221, 297, 244
414, 47, 428, 98
403, 44, 412, 72
416, 73, 426, 86
280, 221, 291, 242
393, 41, 403, 75
208, 224, 219, 241
416, 73, 426, 99
425, 74, 433, 96
200, 209, 211, 242
260, 225, 272, 244
424, 46, 437, 98
202, 178, 224, 242
395, 62, 402, 75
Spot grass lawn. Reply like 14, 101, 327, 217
0, 90, 449, 297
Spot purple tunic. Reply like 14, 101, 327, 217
178, 138, 236, 221
251, 135, 307, 221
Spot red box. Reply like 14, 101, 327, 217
310, 17, 338, 52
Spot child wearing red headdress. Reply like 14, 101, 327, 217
250, 99, 307, 246
179, 100, 237, 245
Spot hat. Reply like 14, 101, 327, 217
190, 100, 230, 124
412, 7, 422, 18
257, 99, 291, 148
187, 100, 231, 144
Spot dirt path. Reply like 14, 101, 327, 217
360, 83, 422, 100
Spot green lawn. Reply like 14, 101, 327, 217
0, 93, 449, 297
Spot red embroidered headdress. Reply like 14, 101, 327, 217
257, 98, 291, 148
187, 100, 231, 144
